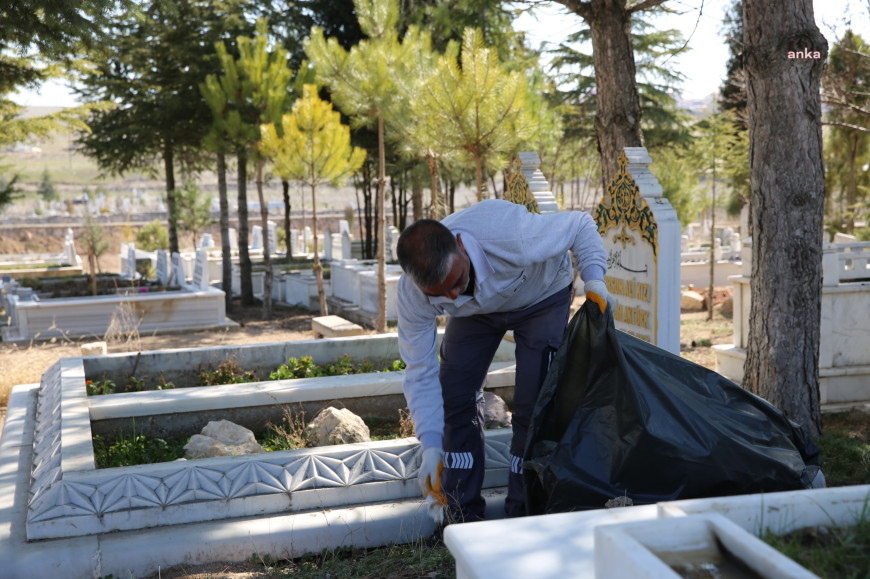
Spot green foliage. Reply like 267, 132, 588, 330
815, 410, 870, 487
93, 430, 187, 468
81, 216, 111, 273
651, 146, 700, 228
411, 27, 534, 200
0, 172, 21, 212
37, 168, 59, 201
198, 360, 258, 386
763, 509, 870, 579
171, 181, 212, 250
135, 219, 170, 252
86, 379, 116, 396
268, 355, 405, 380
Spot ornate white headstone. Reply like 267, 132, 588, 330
156, 250, 169, 285
250, 225, 263, 250
169, 252, 184, 286
517, 152, 559, 214
594, 148, 680, 354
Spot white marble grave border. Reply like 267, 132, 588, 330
26, 351, 516, 541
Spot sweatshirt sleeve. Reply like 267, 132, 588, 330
396, 275, 444, 450
510, 206, 608, 282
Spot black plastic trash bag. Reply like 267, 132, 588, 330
523, 300, 821, 515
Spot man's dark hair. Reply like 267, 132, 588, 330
397, 219, 459, 288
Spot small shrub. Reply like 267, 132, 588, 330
269, 356, 324, 380
86, 379, 116, 396
135, 219, 170, 251
198, 359, 258, 385
261, 406, 309, 451
92, 427, 187, 468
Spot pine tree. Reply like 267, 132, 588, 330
260, 84, 366, 315
411, 28, 535, 202
305, 0, 433, 332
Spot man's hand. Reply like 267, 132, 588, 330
419, 447, 446, 502
419, 447, 446, 523
584, 279, 616, 314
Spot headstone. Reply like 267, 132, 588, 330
593, 148, 680, 354
250, 225, 263, 250
342, 230, 352, 259
122, 197, 131, 214
387, 225, 400, 262
228, 227, 238, 249
192, 249, 209, 290
303, 226, 313, 252
289, 228, 299, 256
125, 244, 137, 280
156, 250, 169, 285
517, 151, 559, 214
199, 233, 214, 249
267, 221, 277, 255
323, 227, 333, 260
169, 252, 184, 286
339, 219, 351, 235
681, 235, 689, 254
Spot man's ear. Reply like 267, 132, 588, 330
456, 232, 465, 252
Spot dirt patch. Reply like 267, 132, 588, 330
0, 300, 368, 414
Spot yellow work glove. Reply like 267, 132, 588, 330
584, 279, 616, 314
419, 447, 446, 523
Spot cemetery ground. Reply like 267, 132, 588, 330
1, 294, 868, 578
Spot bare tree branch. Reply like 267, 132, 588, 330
626, 0, 669, 14
548, 0, 592, 20
822, 120, 870, 134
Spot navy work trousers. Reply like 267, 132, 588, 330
438, 284, 572, 521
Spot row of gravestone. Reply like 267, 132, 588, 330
195, 221, 401, 263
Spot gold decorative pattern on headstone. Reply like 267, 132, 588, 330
504, 156, 540, 214
594, 150, 658, 255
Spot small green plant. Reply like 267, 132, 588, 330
762, 507, 870, 578
198, 359, 258, 385
86, 379, 116, 396
92, 422, 187, 468
269, 355, 324, 380
126, 376, 145, 392
135, 219, 170, 251
157, 374, 176, 390
261, 405, 309, 451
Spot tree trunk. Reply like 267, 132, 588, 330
427, 149, 440, 220
743, 0, 827, 437
89, 248, 97, 296
846, 133, 857, 233
555, 0, 645, 188
217, 152, 232, 313
708, 167, 716, 321
163, 144, 179, 255
237, 150, 254, 306
282, 179, 292, 255
256, 160, 272, 319
377, 115, 387, 332
475, 155, 484, 202
311, 181, 328, 316
411, 173, 423, 223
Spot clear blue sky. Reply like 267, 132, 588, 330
11, 0, 870, 107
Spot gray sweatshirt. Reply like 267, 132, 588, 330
397, 199, 608, 450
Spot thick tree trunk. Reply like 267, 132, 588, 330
282, 179, 292, 255
256, 161, 272, 319
163, 144, 179, 255
377, 116, 387, 332
237, 150, 254, 306
743, 0, 827, 437
311, 181, 328, 316
217, 152, 232, 313
586, 0, 644, 188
